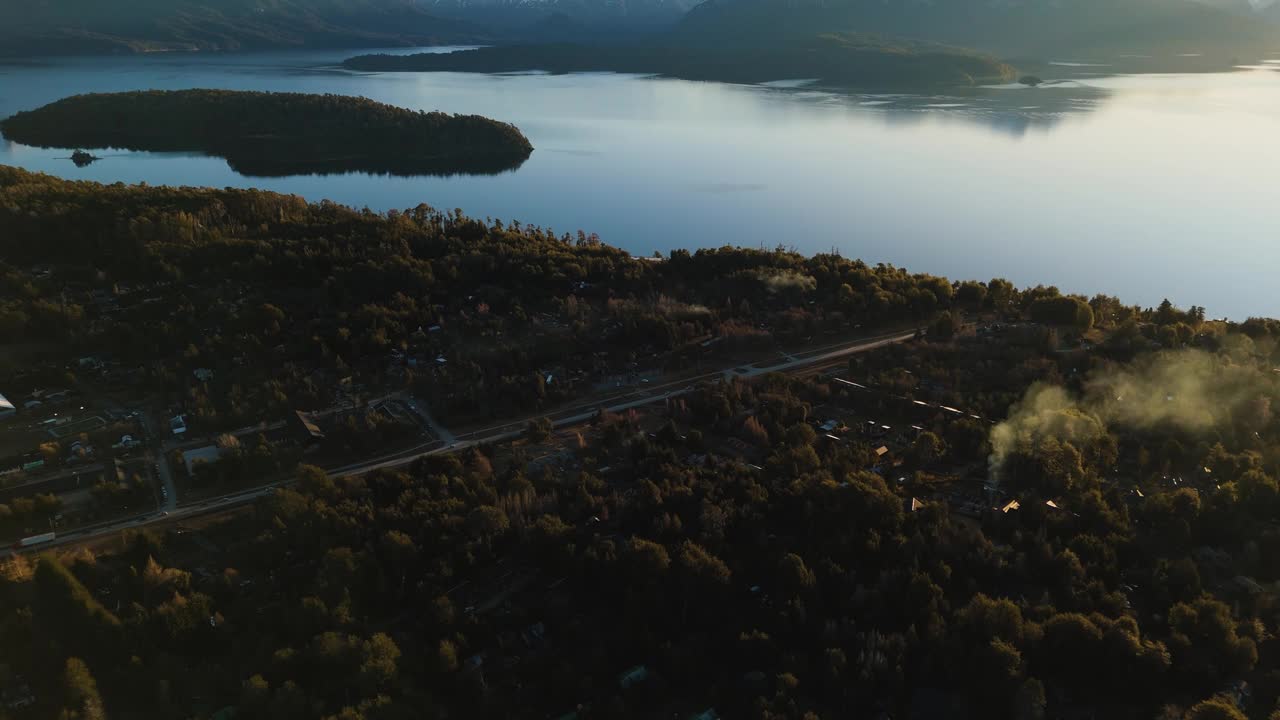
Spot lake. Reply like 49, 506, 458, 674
2, 49, 1278, 319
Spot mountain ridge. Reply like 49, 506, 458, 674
674, 0, 1280, 60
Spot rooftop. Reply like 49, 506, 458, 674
0, 392, 13, 412
293, 410, 325, 440
182, 445, 223, 475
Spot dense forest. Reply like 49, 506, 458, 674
343, 34, 1017, 87
0, 91, 533, 177
7, 167, 1280, 718
0, 165, 976, 432
7, 295, 1280, 718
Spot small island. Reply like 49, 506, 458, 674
70, 149, 100, 167
344, 35, 1017, 88
0, 90, 534, 177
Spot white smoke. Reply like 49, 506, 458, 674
988, 349, 1278, 484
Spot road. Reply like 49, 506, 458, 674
137, 412, 177, 511
2, 328, 916, 557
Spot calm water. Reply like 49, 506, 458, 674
2, 49, 1278, 318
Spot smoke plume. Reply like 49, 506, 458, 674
988, 349, 1276, 484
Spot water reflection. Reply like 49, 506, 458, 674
766, 84, 1113, 138
1, 49, 1279, 318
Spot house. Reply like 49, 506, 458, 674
182, 445, 222, 475
112, 435, 142, 451
0, 392, 13, 419
291, 410, 326, 443
169, 415, 187, 436
999, 500, 1020, 514
909, 497, 926, 513
193, 368, 214, 382
874, 446, 890, 458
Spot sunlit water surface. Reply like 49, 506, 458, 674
2, 49, 1278, 318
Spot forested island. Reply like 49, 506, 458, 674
0, 90, 533, 177
5, 166, 1280, 719
344, 34, 1017, 87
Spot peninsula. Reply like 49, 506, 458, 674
344, 34, 1017, 87
0, 90, 534, 177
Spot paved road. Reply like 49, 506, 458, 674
3, 328, 916, 557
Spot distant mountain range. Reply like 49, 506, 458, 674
0, 0, 694, 56
2, 0, 1278, 61
0, 0, 487, 55
425, 0, 697, 34
674, 0, 1280, 60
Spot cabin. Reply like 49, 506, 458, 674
291, 410, 326, 443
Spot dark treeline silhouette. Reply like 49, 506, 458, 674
344, 34, 1017, 87
0, 90, 533, 178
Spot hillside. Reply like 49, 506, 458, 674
345, 34, 1017, 86
674, 0, 1280, 62
424, 0, 697, 37
0, 0, 487, 56
0, 90, 533, 177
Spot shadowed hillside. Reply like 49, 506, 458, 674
345, 34, 1017, 87
0, 0, 486, 55
674, 0, 1280, 62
